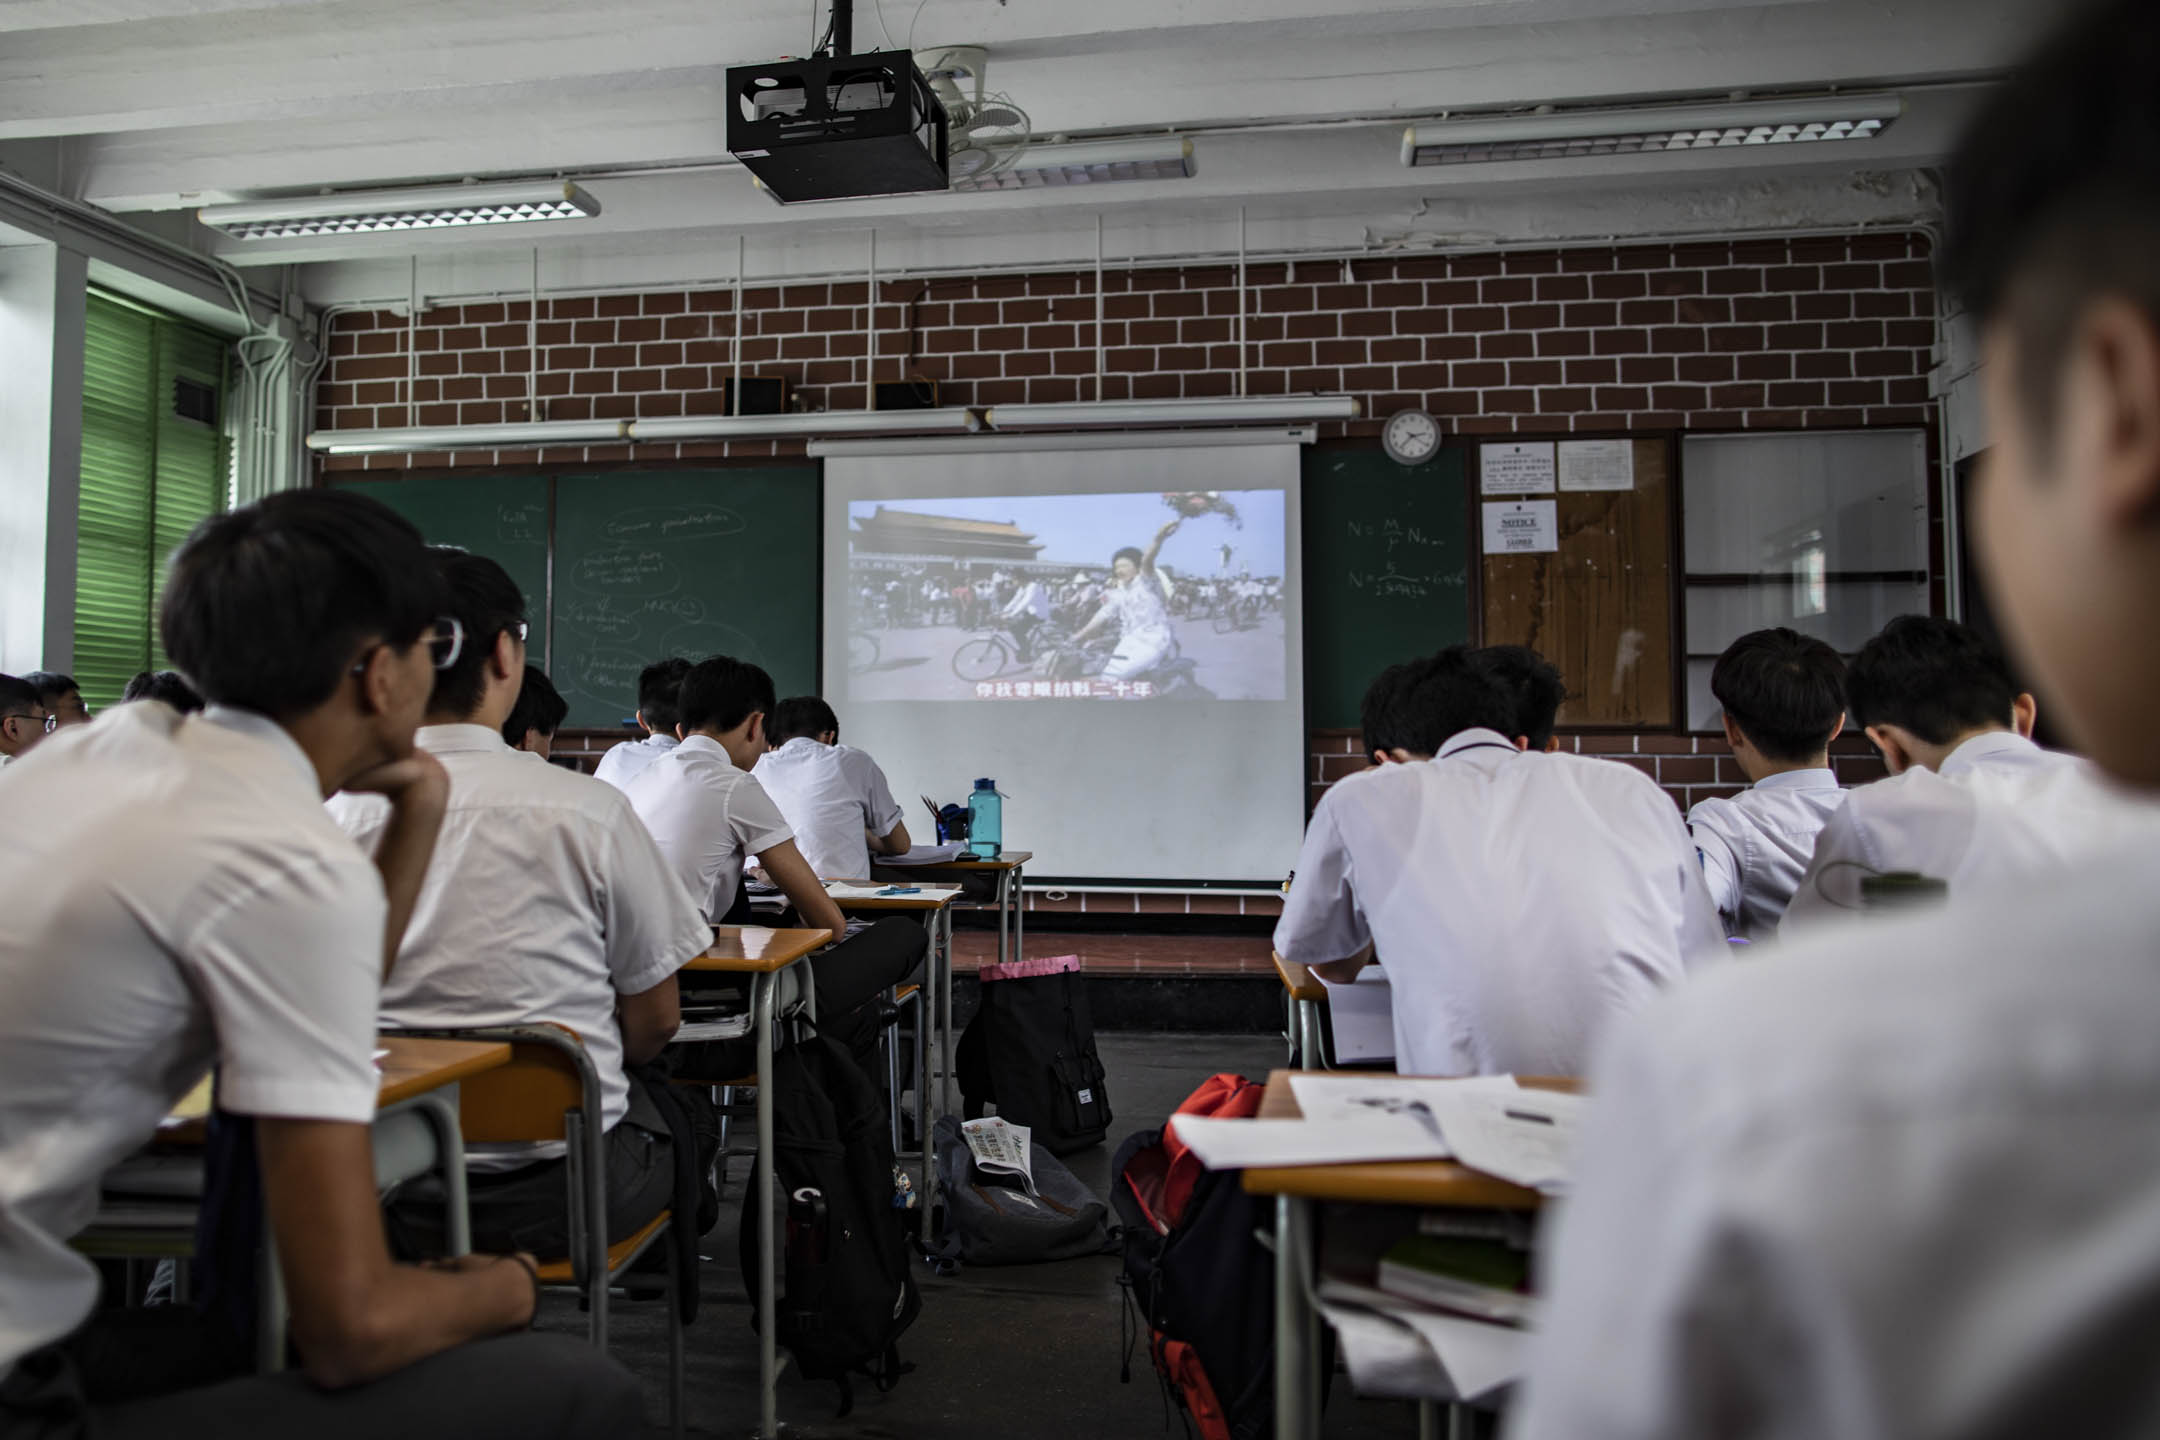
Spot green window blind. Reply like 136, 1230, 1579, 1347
75, 292, 230, 705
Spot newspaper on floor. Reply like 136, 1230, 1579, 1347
1317, 1298, 1529, 1404
961, 1116, 1036, 1195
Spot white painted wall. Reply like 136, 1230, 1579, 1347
0, 243, 86, 674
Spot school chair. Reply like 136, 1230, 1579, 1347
401, 1022, 686, 1439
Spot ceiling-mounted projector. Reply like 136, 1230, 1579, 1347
726, 49, 950, 202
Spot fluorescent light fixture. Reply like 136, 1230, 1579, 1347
628, 407, 979, 440
305, 407, 979, 455
201, 180, 601, 241
1401, 94, 1902, 167
985, 396, 1360, 429
950, 137, 1195, 193
808, 426, 1316, 458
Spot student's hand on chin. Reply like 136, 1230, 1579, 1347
343, 748, 449, 803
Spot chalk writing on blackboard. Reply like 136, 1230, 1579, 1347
576, 648, 648, 694
601, 506, 746, 542
496, 503, 546, 546
1345, 518, 1456, 555
572, 546, 675, 594
1346, 565, 1469, 601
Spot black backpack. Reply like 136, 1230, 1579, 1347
737, 1024, 921, 1415
955, 958, 1113, 1154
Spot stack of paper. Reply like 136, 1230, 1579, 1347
879, 843, 968, 865
1319, 1296, 1529, 1404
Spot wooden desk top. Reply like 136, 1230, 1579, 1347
877, 850, 1033, 873
1272, 951, 1327, 1003
688, 926, 832, 972
1240, 1069, 1581, 1210
377, 1036, 514, 1108
825, 881, 962, 912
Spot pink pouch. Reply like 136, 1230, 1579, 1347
977, 952, 1082, 984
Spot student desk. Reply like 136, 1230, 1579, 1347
1241, 1070, 1580, 1440
826, 884, 962, 1241
871, 849, 1034, 974
81, 1035, 511, 1371
1272, 952, 1329, 1071
689, 925, 831, 1440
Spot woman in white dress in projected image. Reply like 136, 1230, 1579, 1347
1072, 517, 1181, 683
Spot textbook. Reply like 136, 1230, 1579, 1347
1374, 1235, 1535, 1327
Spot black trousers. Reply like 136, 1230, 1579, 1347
385, 1074, 675, 1261
674, 915, 927, 1079
0, 1326, 639, 1440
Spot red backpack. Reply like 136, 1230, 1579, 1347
1110, 1075, 1287, 1440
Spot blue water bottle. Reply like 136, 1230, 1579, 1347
966, 778, 1004, 859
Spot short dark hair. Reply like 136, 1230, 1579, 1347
678, 655, 776, 736
160, 489, 446, 720
1397, 645, 1521, 754
0, 674, 40, 717
1360, 657, 1438, 760
1846, 615, 2018, 745
1940, 0, 2160, 436
1710, 628, 1847, 763
502, 664, 568, 746
637, 657, 692, 734
22, 672, 77, 705
1473, 646, 1566, 749
427, 547, 526, 719
769, 695, 840, 746
121, 670, 205, 713
1112, 546, 1144, 570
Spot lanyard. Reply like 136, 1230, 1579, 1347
1444, 742, 1519, 760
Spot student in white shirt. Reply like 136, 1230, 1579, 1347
751, 696, 910, 880
622, 656, 925, 1067
0, 490, 636, 1437
331, 551, 710, 1261
1512, 11, 2160, 1433
1072, 518, 1181, 683
1359, 654, 1442, 764
590, 655, 689, 789
22, 671, 89, 729
999, 577, 1052, 661
1685, 628, 1849, 939
1779, 614, 2090, 929
0, 673, 52, 768
500, 662, 567, 760
1275, 646, 1722, 1077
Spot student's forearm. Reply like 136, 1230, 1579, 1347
1309, 943, 1374, 984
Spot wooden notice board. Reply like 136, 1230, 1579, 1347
1480, 435, 1674, 728
550, 468, 819, 726
1300, 446, 1473, 730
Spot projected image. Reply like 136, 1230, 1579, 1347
844, 489, 1286, 701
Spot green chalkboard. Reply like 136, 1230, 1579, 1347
551, 468, 820, 726
1301, 445, 1472, 729
331, 473, 552, 663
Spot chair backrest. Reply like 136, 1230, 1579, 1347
455, 1027, 589, 1145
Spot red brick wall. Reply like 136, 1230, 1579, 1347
314, 231, 1935, 471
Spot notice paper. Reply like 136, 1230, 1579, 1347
1556, 438, 1635, 491
1479, 441, 1557, 495
1482, 500, 1558, 554
1428, 1087, 1585, 1194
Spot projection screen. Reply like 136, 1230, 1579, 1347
821, 438, 1306, 882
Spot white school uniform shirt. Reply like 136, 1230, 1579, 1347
1002, 581, 1051, 623
1780, 730, 2115, 933
1273, 730, 1725, 1078
0, 705, 384, 1377
591, 731, 678, 791
329, 724, 708, 1161
751, 737, 905, 882
619, 734, 795, 921
1509, 835, 2160, 1440
1686, 767, 1846, 940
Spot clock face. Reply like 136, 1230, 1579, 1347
1383, 409, 1440, 466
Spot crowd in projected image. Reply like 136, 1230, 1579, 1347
842, 488, 1288, 702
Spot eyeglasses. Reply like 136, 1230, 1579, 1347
2, 711, 56, 734
512, 620, 529, 645
350, 615, 466, 678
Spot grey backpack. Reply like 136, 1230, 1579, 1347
931, 1114, 1114, 1266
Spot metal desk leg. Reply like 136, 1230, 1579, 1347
939, 903, 956, 1120
995, 868, 1011, 971
753, 970, 780, 1440
1275, 1193, 1322, 1440
1011, 862, 1025, 967
373, 1090, 471, 1256
918, 908, 941, 1243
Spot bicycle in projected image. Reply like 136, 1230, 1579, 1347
952, 625, 1204, 697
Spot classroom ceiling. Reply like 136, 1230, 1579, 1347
0, 0, 2049, 303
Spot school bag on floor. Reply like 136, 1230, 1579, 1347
1112, 1073, 1325, 1440
737, 1022, 921, 1416
954, 953, 1113, 1154
929, 1114, 1114, 1265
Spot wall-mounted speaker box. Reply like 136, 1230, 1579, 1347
725, 376, 790, 416
873, 379, 941, 411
